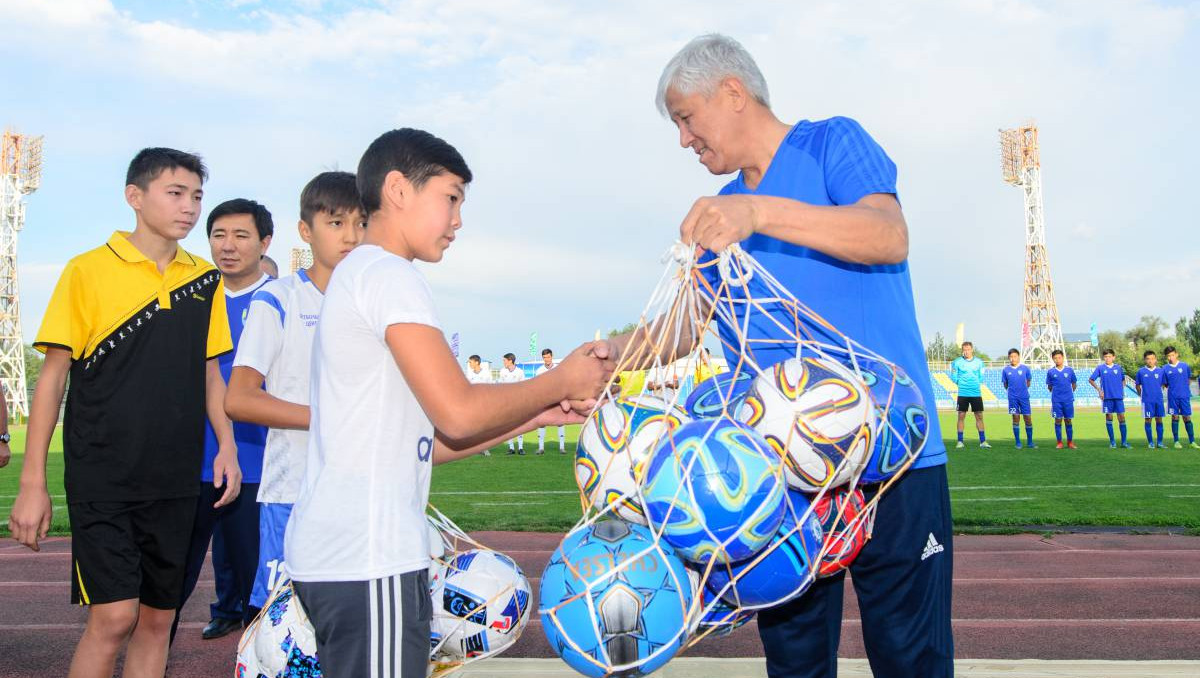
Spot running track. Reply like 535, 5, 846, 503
0, 533, 1197, 676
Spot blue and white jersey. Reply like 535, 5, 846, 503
1046, 366, 1077, 402
234, 269, 325, 504
1089, 363, 1126, 400
1163, 362, 1192, 400
696, 117, 945, 470
1135, 366, 1165, 404
203, 273, 271, 484
950, 357, 986, 398
1001, 365, 1031, 400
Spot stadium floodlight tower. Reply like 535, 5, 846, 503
0, 130, 43, 421
290, 247, 313, 274
1000, 122, 1064, 368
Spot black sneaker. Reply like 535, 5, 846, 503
202, 617, 242, 640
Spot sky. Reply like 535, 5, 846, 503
1, 0, 1197, 361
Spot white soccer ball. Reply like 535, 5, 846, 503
575, 394, 689, 524
737, 356, 875, 491
248, 583, 320, 678
428, 516, 452, 592
431, 549, 532, 661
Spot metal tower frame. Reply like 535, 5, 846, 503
1000, 123, 1064, 367
290, 247, 313, 274
0, 130, 42, 421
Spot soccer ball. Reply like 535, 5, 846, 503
706, 489, 824, 609
688, 586, 756, 641
641, 418, 787, 565
540, 520, 693, 678
431, 549, 532, 661
684, 370, 756, 419
812, 486, 869, 577
246, 583, 321, 678
737, 355, 875, 492
852, 356, 929, 484
428, 516, 452, 591
576, 395, 689, 524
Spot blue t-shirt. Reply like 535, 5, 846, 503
1046, 366, 1076, 402
1002, 364, 1031, 400
202, 275, 271, 484
1089, 363, 1126, 400
951, 356, 986, 398
1163, 362, 1192, 399
698, 117, 945, 470
1135, 366, 1165, 404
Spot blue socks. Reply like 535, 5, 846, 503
1188, 420, 1196, 444
1119, 422, 1128, 445
1156, 422, 1164, 446
1013, 426, 1021, 445
958, 431, 964, 443
1055, 423, 1063, 442
1172, 420, 1181, 442
1145, 422, 1154, 444
1107, 421, 1115, 444
1066, 424, 1073, 442
978, 430, 987, 443
1026, 426, 1034, 445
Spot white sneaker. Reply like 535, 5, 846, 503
482, 449, 491, 457
979, 441, 992, 449
955, 441, 965, 449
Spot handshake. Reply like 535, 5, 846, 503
545, 340, 620, 424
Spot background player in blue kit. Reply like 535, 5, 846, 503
951, 341, 990, 449
1090, 349, 1130, 448
1002, 349, 1034, 448
1135, 350, 1166, 448
1162, 346, 1197, 448
1046, 349, 1078, 449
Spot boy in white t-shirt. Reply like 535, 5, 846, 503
284, 128, 613, 678
496, 352, 526, 454
535, 348, 567, 454
224, 171, 366, 610
465, 355, 492, 456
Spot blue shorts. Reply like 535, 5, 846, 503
1051, 400, 1074, 420
1102, 398, 1125, 415
1142, 402, 1165, 419
1168, 397, 1193, 417
1007, 397, 1031, 416
250, 502, 293, 609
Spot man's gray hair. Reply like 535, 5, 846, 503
655, 34, 770, 117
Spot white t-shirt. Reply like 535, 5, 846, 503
284, 245, 439, 582
535, 362, 554, 377
466, 366, 493, 385
497, 366, 524, 384
233, 270, 324, 504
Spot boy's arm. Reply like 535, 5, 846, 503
9, 348, 71, 551
386, 324, 612, 443
206, 359, 242, 508
432, 401, 585, 464
225, 366, 310, 430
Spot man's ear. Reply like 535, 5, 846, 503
125, 184, 142, 210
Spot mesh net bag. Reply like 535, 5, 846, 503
539, 243, 930, 676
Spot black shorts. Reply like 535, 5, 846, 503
956, 396, 984, 413
67, 497, 197, 609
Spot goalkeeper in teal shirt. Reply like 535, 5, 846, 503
951, 341, 990, 448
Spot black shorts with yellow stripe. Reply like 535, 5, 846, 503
68, 498, 196, 609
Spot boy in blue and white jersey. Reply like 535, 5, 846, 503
224, 172, 366, 609
1001, 348, 1034, 449
1046, 349, 1077, 449
1089, 349, 1129, 448
1135, 350, 1166, 448
1162, 346, 1197, 448
950, 341, 990, 449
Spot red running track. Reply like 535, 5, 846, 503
0, 533, 1197, 677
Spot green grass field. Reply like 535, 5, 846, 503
2, 411, 1198, 536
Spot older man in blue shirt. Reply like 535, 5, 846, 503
611, 33, 952, 678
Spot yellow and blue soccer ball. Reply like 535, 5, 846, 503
430, 549, 532, 661
539, 520, 693, 678
640, 418, 787, 565
684, 369, 755, 419
853, 357, 929, 484
575, 395, 689, 524
737, 356, 875, 492
705, 489, 824, 609
688, 585, 756, 640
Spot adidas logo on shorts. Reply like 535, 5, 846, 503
921, 533, 945, 561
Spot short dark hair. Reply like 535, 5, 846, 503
1164, 345, 1178, 355
468, 354, 481, 363
357, 128, 473, 215
503, 353, 516, 363
1051, 349, 1064, 358
126, 147, 207, 189
1102, 348, 1115, 357
1144, 349, 1157, 358
1008, 348, 1020, 357
300, 171, 362, 225
541, 348, 553, 357
961, 341, 973, 348
206, 198, 274, 239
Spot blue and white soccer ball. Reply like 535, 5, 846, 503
540, 520, 693, 678
686, 582, 757, 641
853, 357, 929, 484
242, 583, 321, 678
684, 370, 756, 419
575, 395, 689, 524
737, 356, 875, 492
705, 489, 825, 609
640, 418, 787, 565
431, 549, 532, 661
